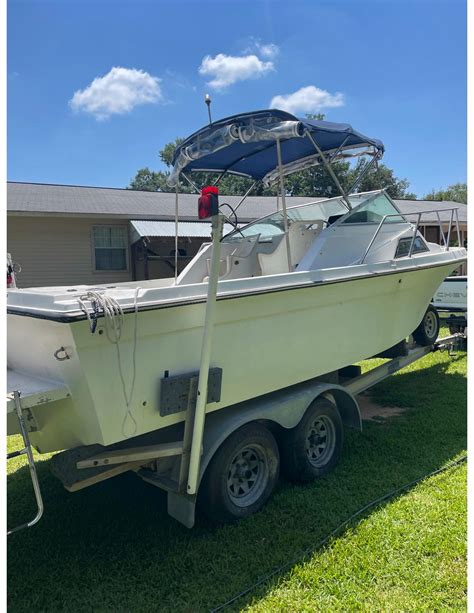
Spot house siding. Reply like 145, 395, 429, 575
7, 216, 133, 288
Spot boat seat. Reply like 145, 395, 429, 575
258, 222, 321, 276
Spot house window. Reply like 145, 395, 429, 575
93, 226, 128, 271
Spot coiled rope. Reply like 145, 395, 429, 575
77, 288, 140, 437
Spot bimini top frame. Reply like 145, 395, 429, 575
167, 109, 384, 192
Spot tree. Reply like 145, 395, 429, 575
128, 167, 170, 192
347, 160, 417, 200
283, 161, 352, 198
128, 137, 188, 192
424, 183, 467, 204
159, 138, 184, 166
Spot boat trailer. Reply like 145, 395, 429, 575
7, 331, 466, 534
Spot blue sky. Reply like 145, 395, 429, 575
8, 0, 466, 197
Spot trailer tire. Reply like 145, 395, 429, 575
413, 305, 440, 346
281, 397, 343, 483
199, 423, 279, 523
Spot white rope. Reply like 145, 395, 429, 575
77, 288, 140, 438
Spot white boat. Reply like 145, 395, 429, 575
7, 110, 466, 459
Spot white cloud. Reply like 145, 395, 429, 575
69, 67, 163, 120
199, 53, 274, 90
244, 38, 280, 59
255, 42, 279, 59
270, 85, 345, 115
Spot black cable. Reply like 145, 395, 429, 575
218, 202, 246, 239
210, 455, 467, 612
219, 202, 238, 228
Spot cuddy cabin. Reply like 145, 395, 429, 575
176, 190, 441, 286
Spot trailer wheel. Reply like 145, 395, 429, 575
413, 305, 440, 346
281, 397, 343, 483
199, 423, 279, 523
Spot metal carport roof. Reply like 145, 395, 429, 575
130, 220, 235, 242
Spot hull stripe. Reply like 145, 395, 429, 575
7, 259, 464, 323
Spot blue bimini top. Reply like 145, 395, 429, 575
168, 109, 384, 187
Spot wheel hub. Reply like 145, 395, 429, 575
233, 461, 253, 480
308, 433, 325, 447
424, 312, 436, 336
305, 415, 336, 467
227, 445, 269, 507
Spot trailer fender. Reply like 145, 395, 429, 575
199, 382, 361, 486
320, 388, 362, 431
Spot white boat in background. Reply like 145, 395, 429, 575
7, 110, 466, 463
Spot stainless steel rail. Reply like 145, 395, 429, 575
7, 391, 44, 535
360, 207, 461, 264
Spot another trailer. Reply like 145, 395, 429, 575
7, 332, 466, 533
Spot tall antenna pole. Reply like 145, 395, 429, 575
204, 93, 212, 125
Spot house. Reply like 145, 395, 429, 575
7, 181, 467, 288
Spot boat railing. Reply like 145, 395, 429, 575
360, 207, 461, 264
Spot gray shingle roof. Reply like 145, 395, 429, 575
6, 182, 305, 222
395, 199, 467, 224
7, 181, 467, 225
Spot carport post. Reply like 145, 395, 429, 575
187, 213, 224, 495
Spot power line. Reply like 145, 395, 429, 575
210, 455, 467, 612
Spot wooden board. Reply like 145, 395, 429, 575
51, 445, 144, 492
65, 462, 143, 492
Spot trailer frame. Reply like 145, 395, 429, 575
7, 332, 466, 533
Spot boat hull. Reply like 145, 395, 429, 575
7, 259, 461, 452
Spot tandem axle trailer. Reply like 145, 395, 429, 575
7, 333, 466, 534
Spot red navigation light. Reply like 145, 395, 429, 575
198, 186, 219, 219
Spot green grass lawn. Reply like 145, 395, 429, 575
7, 338, 466, 612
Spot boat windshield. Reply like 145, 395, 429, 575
222, 191, 405, 244
342, 191, 405, 224
223, 197, 349, 243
